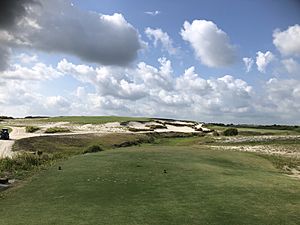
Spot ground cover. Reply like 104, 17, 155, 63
1, 145, 299, 225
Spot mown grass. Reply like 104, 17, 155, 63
0, 146, 299, 225
5, 133, 300, 181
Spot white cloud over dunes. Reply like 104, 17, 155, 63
273, 24, 300, 56
0, 0, 142, 71
1, 56, 300, 123
264, 78, 300, 121
181, 19, 236, 68
58, 59, 147, 100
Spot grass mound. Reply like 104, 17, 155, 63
83, 145, 103, 154
25, 126, 40, 133
223, 128, 238, 136
44, 127, 70, 133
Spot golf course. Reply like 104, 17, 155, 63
0, 117, 300, 225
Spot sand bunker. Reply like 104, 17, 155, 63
0, 119, 210, 158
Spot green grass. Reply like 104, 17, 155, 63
25, 126, 40, 133
13, 133, 155, 155
207, 125, 300, 135
44, 127, 71, 133
1, 146, 299, 225
3, 133, 158, 179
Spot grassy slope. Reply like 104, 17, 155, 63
1, 145, 300, 225
207, 125, 300, 135
43, 116, 151, 124
12, 133, 156, 154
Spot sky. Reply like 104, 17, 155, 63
0, 0, 300, 124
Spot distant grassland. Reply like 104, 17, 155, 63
207, 124, 300, 135
31, 116, 151, 124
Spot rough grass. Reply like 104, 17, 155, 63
25, 126, 40, 133
13, 133, 154, 155
0, 153, 51, 179
0, 146, 299, 225
44, 127, 70, 133
207, 124, 300, 135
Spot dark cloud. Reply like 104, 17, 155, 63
0, 0, 142, 67
0, 45, 10, 71
0, 0, 36, 29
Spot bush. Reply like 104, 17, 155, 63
212, 131, 220, 136
0, 153, 41, 177
45, 127, 70, 133
83, 145, 103, 154
25, 126, 40, 133
223, 128, 238, 136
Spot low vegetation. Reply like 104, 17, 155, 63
83, 145, 103, 154
128, 127, 153, 132
25, 126, 40, 133
44, 127, 70, 133
1, 132, 202, 180
207, 123, 300, 135
0, 116, 14, 121
0, 153, 52, 179
223, 128, 239, 136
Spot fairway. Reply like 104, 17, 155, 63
1, 146, 299, 225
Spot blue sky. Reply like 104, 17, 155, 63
0, 0, 300, 124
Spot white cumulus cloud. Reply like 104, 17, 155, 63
273, 24, 300, 56
282, 58, 300, 75
1, 55, 300, 124
180, 19, 236, 68
243, 57, 254, 73
256, 51, 275, 73
144, 11, 160, 16
145, 27, 177, 55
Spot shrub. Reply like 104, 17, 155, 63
212, 131, 220, 136
45, 127, 70, 133
83, 145, 103, 154
0, 153, 40, 176
128, 127, 153, 132
25, 126, 40, 133
223, 128, 238, 136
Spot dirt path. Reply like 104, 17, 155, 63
0, 127, 32, 158
0, 141, 14, 158
0, 126, 113, 158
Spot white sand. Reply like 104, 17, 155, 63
0, 119, 206, 158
